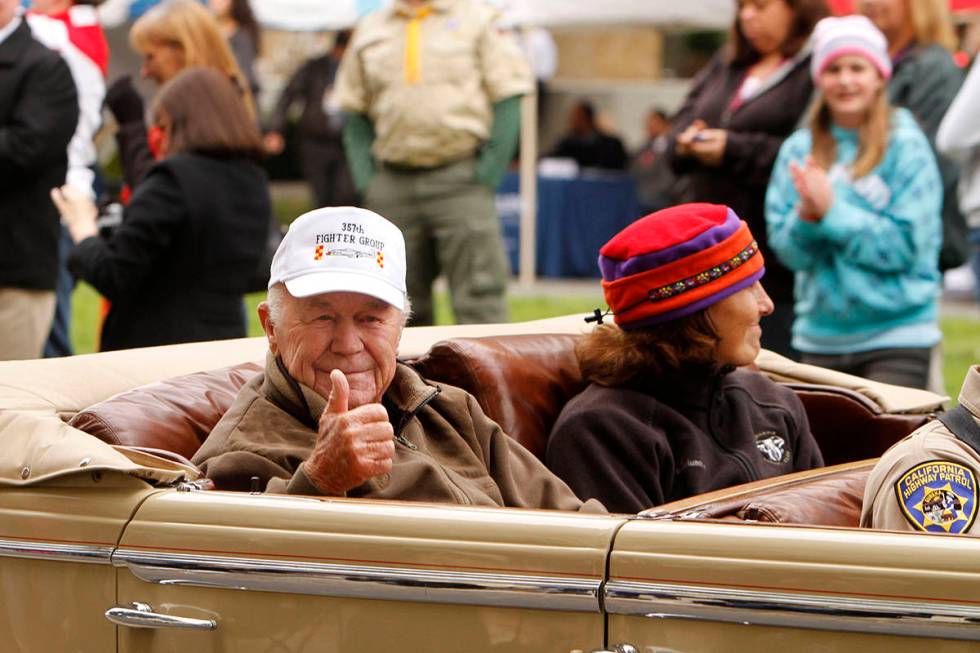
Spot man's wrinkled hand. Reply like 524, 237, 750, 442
303, 369, 395, 495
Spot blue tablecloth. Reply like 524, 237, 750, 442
495, 172, 641, 277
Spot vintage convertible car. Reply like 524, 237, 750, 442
1, 315, 976, 653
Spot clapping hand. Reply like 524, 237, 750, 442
302, 369, 395, 495
789, 156, 834, 222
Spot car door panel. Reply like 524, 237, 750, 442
606, 519, 980, 652
115, 490, 621, 652
0, 475, 158, 653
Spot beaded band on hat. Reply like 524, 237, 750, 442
585, 239, 760, 325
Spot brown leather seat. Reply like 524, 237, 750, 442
668, 463, 873, 527
410, 334, 585, 459
790, 384, 931, 466
68, 333, 925, 499
69, 362, 261, 461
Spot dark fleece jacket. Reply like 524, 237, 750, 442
546, 368, 824, 514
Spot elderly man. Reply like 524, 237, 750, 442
193, 207, 602, 512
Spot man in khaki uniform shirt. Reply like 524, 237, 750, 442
862, 366, 980, 534
334, 0, 533, 326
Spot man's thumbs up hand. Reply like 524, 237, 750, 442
303, 370, 395, 495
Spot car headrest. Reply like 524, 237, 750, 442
410, 334, 586, 459
790, 385, 930, 466
693, 465, 872, 527
69, 362, 262, 461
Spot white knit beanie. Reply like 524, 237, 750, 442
810, 15, 892, 81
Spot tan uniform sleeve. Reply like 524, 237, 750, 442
477, 18, 533, 102
334, 28, 370, 115
862, 423, 980, 533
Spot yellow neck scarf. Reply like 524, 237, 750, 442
404, 5, 432, 85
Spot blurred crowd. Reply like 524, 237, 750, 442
1, 0, 979, 395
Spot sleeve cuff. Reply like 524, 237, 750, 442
285, 463, 343, 497
816, 199, 853, 243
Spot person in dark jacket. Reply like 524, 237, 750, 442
0, 0, 78, 360
105, 0, 254, 190
263, 31, 357, 208
860, 0, 966, 271
52, 67, 270, 351
668, 0, 830, 360
549, 100, 628, 171
546, 203, 824, 513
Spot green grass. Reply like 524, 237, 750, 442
68, 282, 604, 354
68, 282, 978, 397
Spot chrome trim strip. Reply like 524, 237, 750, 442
113, 549, 600, 613
605, 580, 980, 641
0, 538, 113, 564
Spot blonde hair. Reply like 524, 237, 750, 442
130, 0, 255, 115
908, 0, 956, 51
810, 84, 892, 179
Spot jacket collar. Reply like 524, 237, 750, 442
0, 20, 31, 66
264, 351, 440, 435
727, 39, 814, 116
393, 0, 453, 16
626, 363, 735, 408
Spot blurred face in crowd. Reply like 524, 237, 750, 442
260, 290, 403, 409
818, 54, 885, 129
569, 104, 594, 135
208, 0, 232, 18
858, 0, 910, 45
30, 0, 70, 15
646, 112, 669, 139
707, 281, 774, 367
139, 40, 185, 85
0, 0, 19, 29
738, 0, 795, 56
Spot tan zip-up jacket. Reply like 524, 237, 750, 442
193, 352, 602, 512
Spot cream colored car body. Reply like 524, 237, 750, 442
0, 316, 975, 652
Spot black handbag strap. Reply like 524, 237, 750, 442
936, 405, 980, 457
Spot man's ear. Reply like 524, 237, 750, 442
257, 301, 278, 355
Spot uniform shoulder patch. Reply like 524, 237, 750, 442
895, 460, 978, 534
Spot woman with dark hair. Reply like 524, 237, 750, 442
107, 0, 254, 189
667, 0, 830, 360
546, 203, 823, 513
51, 67, 271, 351
209, 0, 261, 97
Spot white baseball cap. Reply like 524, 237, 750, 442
269, 207, 407, 310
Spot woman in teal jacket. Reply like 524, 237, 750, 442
765, 15, 941, 389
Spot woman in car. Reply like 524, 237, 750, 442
546, 203, 824, 513
765, 16, 942, 389
52, 67, 270, 351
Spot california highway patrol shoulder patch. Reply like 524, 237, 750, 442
895, 460, 978, 534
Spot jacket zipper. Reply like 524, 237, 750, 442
705, 381, 758, 483
392, 385, 475, 505
392, 386, 440, 450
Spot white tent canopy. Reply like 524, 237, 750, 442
248, 0, 735, 34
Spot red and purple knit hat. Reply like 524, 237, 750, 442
599, 203, 765, 330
